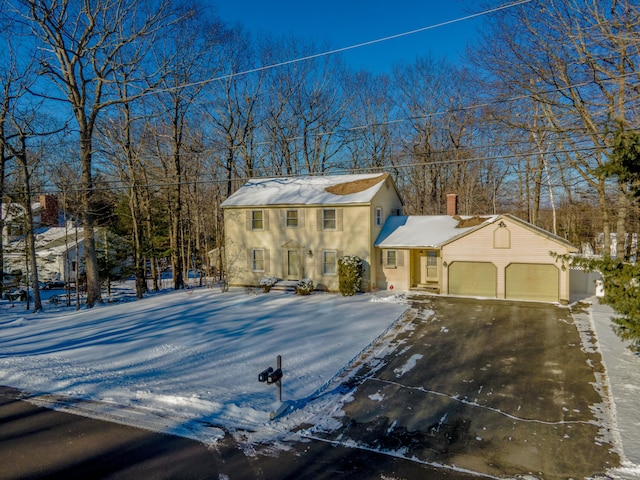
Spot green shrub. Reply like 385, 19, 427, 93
338, 255, 363, 296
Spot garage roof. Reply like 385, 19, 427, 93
375, 213, 578, 251
375, 215, 499, 248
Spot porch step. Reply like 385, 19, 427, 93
271, 280, 298, 291
412, 284, 440, 294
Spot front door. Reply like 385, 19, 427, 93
411, 250, 425, 286
425, 250, 439, 281
287, 249, 300, 279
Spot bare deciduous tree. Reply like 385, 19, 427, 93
16, 0, 178, 306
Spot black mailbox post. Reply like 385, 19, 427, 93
258, 355, 283, 402
258, 367, 273, 383
267, 368, 282, 384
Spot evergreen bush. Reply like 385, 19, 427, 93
259, 276, 278, 292
295, 278, 314, 295
338, 255, 363, 296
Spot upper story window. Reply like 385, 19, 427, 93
286, 209, 299, 228
323, 209, 336, 230
375, 207, 383, 227
251, 210, 263, 230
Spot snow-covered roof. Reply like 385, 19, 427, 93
1, 201, 43, 222
221, 173, 392, 207
375, 215, 499, 248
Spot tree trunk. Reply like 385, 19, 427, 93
80, 131, 102, 307
615, 183, 628, 259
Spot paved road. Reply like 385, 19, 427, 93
0, 385, 476, 479
0, 296, 621, 479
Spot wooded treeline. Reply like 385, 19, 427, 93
1, 0, 638, 311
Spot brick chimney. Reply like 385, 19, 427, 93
39, 194, 59, 226
446, 193, 458, 216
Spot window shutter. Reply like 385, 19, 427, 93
247, 249, 253, 269
264, 248, 270, 273
397, 250, 405, 267
263, 210, 269, 231
380, 249, 383, 266
299, 209, 305, 228
337, 209, 343, 231
316, 210, 322, 231
246, 211, 252, 231
317, 251, 323, 275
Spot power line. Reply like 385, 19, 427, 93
10, 142, 608, 197
145, 0, 535, 96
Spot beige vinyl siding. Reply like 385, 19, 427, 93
442, 217, 574, 302
368, 177, 403, 290
379, 248, 409, 290
224, 204, 375, 290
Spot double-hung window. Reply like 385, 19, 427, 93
286, 209, 298, 228
322, 250, 337, 275
251, 210, 263, 230
375, 207, 383, 227
322, 209, 336, 230
384, 250, 397, 268
252, 249, 265, 272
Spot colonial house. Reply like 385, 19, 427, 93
221, 173, 402, 292
222, 173, 578, 303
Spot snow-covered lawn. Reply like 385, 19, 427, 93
0, 286, 407, 442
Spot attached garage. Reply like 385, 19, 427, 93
375, 212, 577, 303
505, 263, 559, 303
448, 261, 497, 298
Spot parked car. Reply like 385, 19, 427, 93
43, 280, 66, 290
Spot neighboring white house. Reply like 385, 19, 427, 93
2, 223, 87, 283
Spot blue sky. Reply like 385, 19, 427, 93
211, 1, 485, 73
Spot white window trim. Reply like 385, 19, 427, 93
251, 210, 264, 230
375, 207, 383, 227
252, 249, 265, 272
384, 250, 397, 268
322, 208, 336, 230
286, 209, 299, 228
322, 250, 338, 275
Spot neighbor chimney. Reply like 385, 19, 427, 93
446, 193, 458, 216
39, 194, 59, 226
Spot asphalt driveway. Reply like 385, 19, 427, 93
307, 295, 620, 479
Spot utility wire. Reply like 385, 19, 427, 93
145, 0, 535, 95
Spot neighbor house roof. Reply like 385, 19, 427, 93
375, 215, 499, 248
221, 173, 396, 207
375, 213, 578, 251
